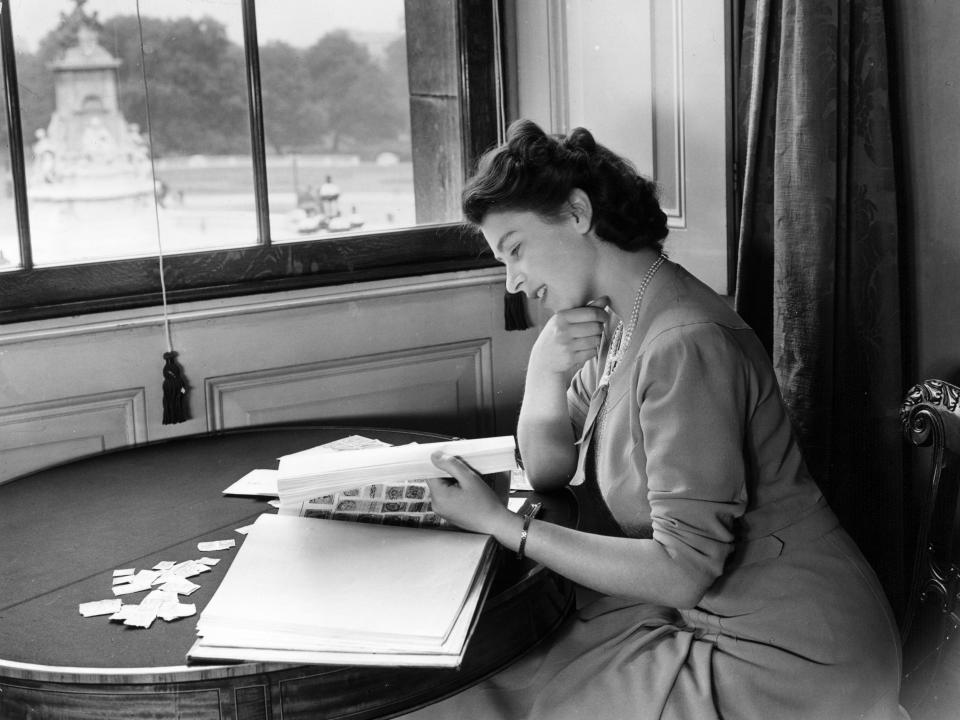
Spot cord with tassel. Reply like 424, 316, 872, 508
504, 291, 532, 331
162, 350, 189, 424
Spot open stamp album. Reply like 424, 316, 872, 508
190, 434, 518, 667
274, 434, 517, 523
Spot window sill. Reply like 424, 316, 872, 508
0, 224, 498, 324
0, 265, 508, 343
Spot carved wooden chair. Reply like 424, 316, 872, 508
899, 378, 960, 711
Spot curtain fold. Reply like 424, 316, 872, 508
735, 0, 905, 616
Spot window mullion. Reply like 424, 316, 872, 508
1, 2, 32, 269
459, 0, 504, 172
242, 0, 270, 246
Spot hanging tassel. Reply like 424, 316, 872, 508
162, 350, 189, 424
504, 291, 532, 331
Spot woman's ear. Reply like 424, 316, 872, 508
567, 188, 593, 233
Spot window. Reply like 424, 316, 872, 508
0, 0, 501, 322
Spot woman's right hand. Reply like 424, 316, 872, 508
528, 301, 610, 375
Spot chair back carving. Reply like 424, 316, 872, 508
899, 379, 960, 646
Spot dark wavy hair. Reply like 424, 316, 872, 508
462, 119, 669, 252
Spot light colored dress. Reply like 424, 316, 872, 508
403, 261, 902, 720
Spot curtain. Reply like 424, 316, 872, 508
735, 0, 906, 616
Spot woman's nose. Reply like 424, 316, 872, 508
505, 265, 524, 294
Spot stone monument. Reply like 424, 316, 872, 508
30, 22, 154, 204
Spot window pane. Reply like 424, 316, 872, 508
13, 0, 254, 266
0, 29, 22, 270
257, 1, 422, 242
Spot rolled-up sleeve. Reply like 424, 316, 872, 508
637, 323, 750, 584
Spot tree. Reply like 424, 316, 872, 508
259, 41, 323, 155
303, 30, 405, 153
12, 49, 56, 154
7, 11, 411, 161
99, 14, 248, 156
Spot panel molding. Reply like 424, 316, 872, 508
205, 339, 495, 437
0, 388, 146, 482
546, 1, 570, 134
653, 0, 687, 225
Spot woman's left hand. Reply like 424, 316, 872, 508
426, 450, 514, 536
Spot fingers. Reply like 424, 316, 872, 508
424, 474, 456, 493
550, 317, 605, 362
559, 305, 609, 325
561, 321, 606, 341
430, 450, 479, 480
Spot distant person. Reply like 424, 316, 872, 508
319, 175, 340, 216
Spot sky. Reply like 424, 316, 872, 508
12, 0, 406, 52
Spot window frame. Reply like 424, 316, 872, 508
0, 0, 502, 323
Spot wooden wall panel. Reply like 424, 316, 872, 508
0, 271, 536, 484
0, 389, 145, 483
206, 339, 494, 437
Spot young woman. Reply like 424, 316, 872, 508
416, 120, 902, 719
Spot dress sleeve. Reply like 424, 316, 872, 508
637, 322, 751, 583
567, 356, 599, 438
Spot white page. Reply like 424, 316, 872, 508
188, 640, 465, 668
222, 469, 279, 497
277, 436, 515, 486
197, 514, 494, 646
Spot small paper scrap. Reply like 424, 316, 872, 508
508, 497, 527, 513
510, 468, 532, 492
197, 539, 236, 552
158, 576, 201, 596
131, 569, 162, 584
157, 602, 196, 622
140, 589, 180, 609
79, 599, 123, 617
86, 557, 207, 630
122, 606, 157, 628
110, 605, 135, 622
221, 468, 280, 497
158, 559, 213, 580
112, 578, 153, 596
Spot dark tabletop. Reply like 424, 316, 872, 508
0, 426, 471, 670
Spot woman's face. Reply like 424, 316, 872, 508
480, 207, 594, 313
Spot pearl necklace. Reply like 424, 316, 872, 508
597, 253, 666, 390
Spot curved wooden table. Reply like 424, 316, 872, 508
0, 426, 576, 720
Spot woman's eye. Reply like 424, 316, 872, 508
509, 244, 521, 258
